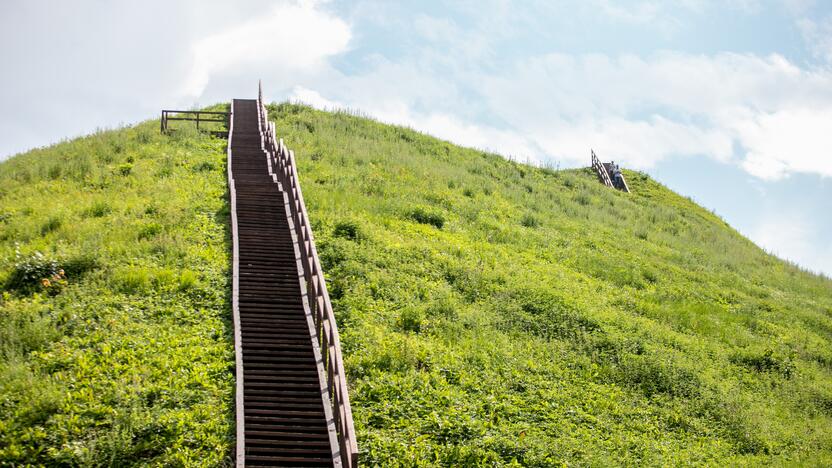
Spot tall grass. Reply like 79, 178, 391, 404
2, 100, 831, 466
0, 105, 234, 466
268, 102, 832, 466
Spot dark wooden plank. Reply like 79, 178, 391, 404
229, 97, 338, 467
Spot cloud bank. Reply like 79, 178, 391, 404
184, 2, 350, 97
292, 48, 832, 181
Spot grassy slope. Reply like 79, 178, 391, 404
267, 103, 832, 466
1, 103, 831, 467
0, 117, 234, 465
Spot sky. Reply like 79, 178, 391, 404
1, 0, 830, 276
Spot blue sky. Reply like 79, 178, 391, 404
1, 0, 830, 275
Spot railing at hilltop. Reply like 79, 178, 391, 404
592, 150, 631, 193
257, 83, 359, 467
161, 109, 230, 138
591, 149, 614, 188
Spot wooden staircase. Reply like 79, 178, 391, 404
227, 87, 357, 467
591, 150, 630, 193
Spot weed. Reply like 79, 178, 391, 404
408, 207, 445, 229
333, 220, 362, 241
114, 268, 151, 294
398, 307, 424, 333
116, 163, 133, 176
47, 165, 62, 180
137, 222, 163, 240
178, 270, 198, 291
731, 348, 796, 379
574, 191, 592, 206
40, 216, 62, 235
614, 354, 700, 398
520, 213, 539, 228
84, 201, 111, 218
193, 161, 215, 172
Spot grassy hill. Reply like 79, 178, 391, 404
0, 118, 234, 465
1, 103, 832, 466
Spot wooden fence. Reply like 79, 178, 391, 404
161, 109, 230, 138
256, 84, 359, 467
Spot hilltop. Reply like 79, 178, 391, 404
1, 103, 831, 465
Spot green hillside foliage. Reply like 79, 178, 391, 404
0, 113, 234, 465
267, 103, 832, 466
2, 101, 831, 466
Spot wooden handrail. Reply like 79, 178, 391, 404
257, 84, 359, 467
591, 149, 614, 188
225, 101, 245, 468
162, 110, 231, 115
160, 109, 230, 136
591, 150, 631, 193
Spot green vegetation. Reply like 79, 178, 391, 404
1, 101, 831, 466
268, 103, 832, 466
0, 115, 234, 465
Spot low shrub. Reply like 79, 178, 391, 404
408, 207, 445, 229
615, 354, 700, 398
520, 213, 539, 228
333, 220, 362, 241
40, 216, 62, 235
5, 250, 61, 292
84, 201, 112, 218
116, 163, 133, 176
193, 161, 215, 172
113, 268, 152, 294
137, 222, 163, 240
731, 348, 796, 379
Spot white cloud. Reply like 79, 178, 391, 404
750, 215, 832, 276
480, 52, 825, 124
532, 115, 734, 167
0, 0, 352, 159
374, 108, 541, 162
734, 108, 832, 180
183, 1, 350, 97
289, 85, 541, 160
798, 15, 832, 64
783, 0, 816, 15
301, 50, 832, 180
290, 85, 344, 110
594, 0, 663, 24
589, 0, 766, 30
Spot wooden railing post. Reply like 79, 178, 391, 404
257, 86, 358, 467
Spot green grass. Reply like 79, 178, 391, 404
267, 103, 832, 466
0, 113, 234, 466
1, 101, 831, 466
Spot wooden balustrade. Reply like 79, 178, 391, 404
257, 83, 359, 467
161, 110, 230, 138
591, 149, 614, 188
